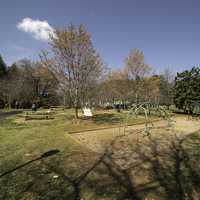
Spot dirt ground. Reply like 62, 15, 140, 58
70, 114, 200, 153
66, 114, 200, 199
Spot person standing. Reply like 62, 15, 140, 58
32, 103, 37, 111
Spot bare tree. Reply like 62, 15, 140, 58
98, 69, 130, 106
125, 49, 151, 80
124, 49, 151, 103
160, 67, 175, 107
40, 24, 103, 118
141, 75, 162, 103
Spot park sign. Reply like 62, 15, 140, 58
83, 108, 93, 117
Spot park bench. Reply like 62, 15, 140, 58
25, 110, 54, 121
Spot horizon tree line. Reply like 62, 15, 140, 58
1, 23, 196, 117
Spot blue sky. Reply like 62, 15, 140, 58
1, 0, 200, 73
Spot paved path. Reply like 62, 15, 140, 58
0, 111, 22, 121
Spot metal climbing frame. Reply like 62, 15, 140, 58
123, 102, 173, 136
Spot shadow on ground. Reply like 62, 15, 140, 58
92, 113, 122, 125
0, 132, 200, 200
0, 110, 23, 121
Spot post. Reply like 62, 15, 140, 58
74, 87, 79, 119
63, 94, 66, 109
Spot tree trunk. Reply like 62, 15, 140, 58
74, 88, 79, 119
136, 93, 138, 104
75, 106, 79, 119
8, 96, 11, 109
63, 95, 66, 109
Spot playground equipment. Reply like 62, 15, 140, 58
123, 102, 174, 136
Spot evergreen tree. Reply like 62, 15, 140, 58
173, 67, 200, 112
0, 55, 7, 77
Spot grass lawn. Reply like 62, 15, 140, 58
0, 109, 98, 199
0, 109, 150, 200
12, 108, 158, 133
0, 109, 200, 199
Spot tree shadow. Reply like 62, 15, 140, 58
43, 147, 144, 200
92, 113, 122, 125
0, 110, 23, 121
40, 138, 156, 200
19, 133, 199, 200
0, 150, 60, 179
1, 132, 200, 200
134, 134, 200, 199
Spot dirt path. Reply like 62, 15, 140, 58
70, 115, 200, 152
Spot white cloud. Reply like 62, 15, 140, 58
17, 18, 55, 41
